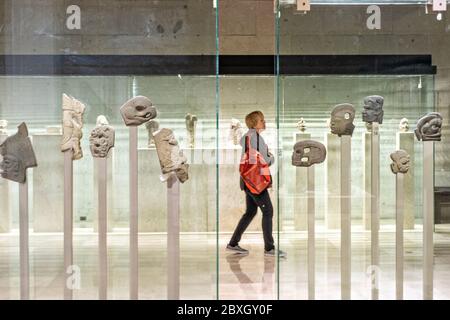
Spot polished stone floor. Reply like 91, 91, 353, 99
1, 223, 450, 300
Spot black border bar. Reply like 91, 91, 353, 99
0, 54, 436, 75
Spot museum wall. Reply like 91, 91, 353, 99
0, 0, 449, 229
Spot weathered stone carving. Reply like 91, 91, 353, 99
89, 115, 115, 158
0, 120, 7, 135
330, 103, 356, 137
0, 123, 37, 183
120, 95, 157, 126
229, 118, 244, 146
362, 95, 384, 124
297, 118, 306, 132
61, 93, 86, 160
390, 149, 410, 174
415, 112, 443, 142
145, 120, 159, 148
185, 113, 197, 148
153, 128, 189, 183
292, 140, 326, 167
399, 118, 409, 133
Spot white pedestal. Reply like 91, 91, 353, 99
423, 141, 434, 300
396, 173, 404, 300
0, 133, 11, 233
93, 150, 114, 232
32, 133, 64, 232
362, 132, 372, 231
167, 174, 180, 300
396, 132, 415, 230
325, 133, 340, 229
294, 132, 311, 231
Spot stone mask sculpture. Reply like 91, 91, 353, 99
229, 118, 244, 146
153, 128, 189, 183
297, 118, 306, 132
145, 119, 159, 148
415, 112, 443, 142
292, 140, 326, 167
120, 96, 157, 126
89, 115, 115, 158
399, 118, 409, 133
61, 93, 86, 160
185, 113, 197, 148
362, 95, 384, 124
0, 123, 37, 183
390, 149, 410, 174
0, 120, 7, 135
330, 103, 356, 137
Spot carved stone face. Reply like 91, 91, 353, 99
330, 103, 356, 137
292, 140, 326, 167
89, 116, 115, 158
153, 128, 189, 183
297, 118, 306, 132
120, 96, 157, 126
363, 95, 384, 124
61, 94, 86, 160
0, 122, 37, 183
415, 112, 443, 142
390, 150, 410, 174
145, 119, 160, 148
399, 118, 409, 133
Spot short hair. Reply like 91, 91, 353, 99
245, 111, 264, 129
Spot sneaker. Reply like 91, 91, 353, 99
264, 249, 287, 258
226, 244, 249, 254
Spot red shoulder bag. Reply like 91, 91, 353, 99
239, 134, 272, 194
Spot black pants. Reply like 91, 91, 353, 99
229, 187, 275, 252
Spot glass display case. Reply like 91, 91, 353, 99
0, 0, 449, 301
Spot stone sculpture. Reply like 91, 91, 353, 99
153, 128, 189, 183
292, 140, 327, 167
145, 119, 160, 148
390, 149, 410, 174
120, 95, 157, 126
0, 120, 7, 135
185, 113, 197, 148
297, 118, 307, 132
362, 95, 384, 124
415, 112, 443, 142
89, 115, 115, 158
399, 118, 409, 133
61, 93, 86, 160
0, 122, 37, 183
229, 118, 244, 146
330, 103, 356, 137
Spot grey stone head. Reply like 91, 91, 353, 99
399, 118, 409, 133
362, 95, 384, 124
415, 112, 443, 142
120, 96, 157, 126
390, 149, 410, 174
330, 103, 356, 137
292, 140, 327, 167
89, 115, 115, 158
0, 123, 37, 183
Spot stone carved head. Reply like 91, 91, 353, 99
292, 140, 326, 167
89, 115, 115, 158
390, 149, 410, 174
153, 128, 189, 183
230, 118, 244, 146
330, 103, 356, 137
415, 112, 443, 142
297, 118, 306, 132
120, 96, 157, 126
0, 123, 37, 183
399, 118, 409, 133
0, 120, 7, 135
61, 94, 86, 160
362, 95, 384, 124
145, 119, 160, 148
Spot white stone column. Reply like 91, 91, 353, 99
93, 150, 114, 232
362, 131, 372, 230
325, 133, 340, 229
396, 132, 415, 230
294, 132, 311, 231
